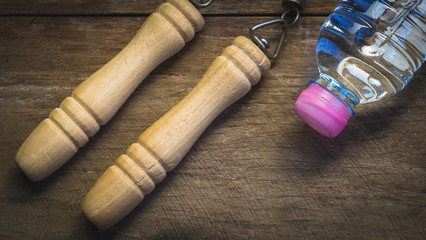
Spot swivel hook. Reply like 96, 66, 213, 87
190, 0, 214, 8
249, 3, 301, 60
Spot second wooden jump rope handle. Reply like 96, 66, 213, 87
82, 36, 271, 229
15, 0, 204, 181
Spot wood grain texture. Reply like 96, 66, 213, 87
82, 36, 271, 229
14, 0, 204, 182
0, 0, 338, 15
0, 1, 425, 239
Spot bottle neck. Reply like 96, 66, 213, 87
313, 74, 359, 115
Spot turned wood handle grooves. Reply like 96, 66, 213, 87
15, 0, 204, 181
82, 36, 271, 229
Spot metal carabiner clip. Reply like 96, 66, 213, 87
190, 0, 214, 8
249, 1, 302, 60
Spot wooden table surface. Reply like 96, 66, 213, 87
1, 0, 425, 239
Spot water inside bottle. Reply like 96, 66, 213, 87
317, 0, 425, 104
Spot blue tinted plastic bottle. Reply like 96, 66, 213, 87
295, 0, 425, 137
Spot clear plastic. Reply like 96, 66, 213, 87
316, 0, 425, 106
295, 0, 425, 137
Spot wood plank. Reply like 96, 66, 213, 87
0, 0, 338, 15
1, 16, 425, 239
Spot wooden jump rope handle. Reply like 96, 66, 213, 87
15, 0, 204, 181
82, 36, 271, 229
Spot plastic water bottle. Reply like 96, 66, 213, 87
294, 0, 425, 137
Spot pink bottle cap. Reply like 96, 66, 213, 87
294, 83, 352, 138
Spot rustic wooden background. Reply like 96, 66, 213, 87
0, 0, 425, 239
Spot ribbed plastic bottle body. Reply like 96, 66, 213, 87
294, 0, 425, 138
316, 0, 425, 105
